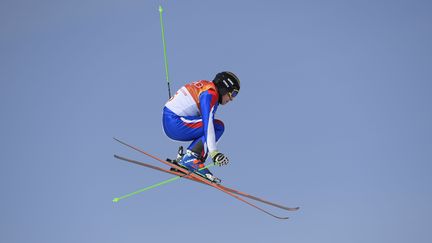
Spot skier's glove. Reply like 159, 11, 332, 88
210, 151, 229, 166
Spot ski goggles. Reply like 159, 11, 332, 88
228, 89, 239, 98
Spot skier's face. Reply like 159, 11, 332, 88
221, 93, 234, 105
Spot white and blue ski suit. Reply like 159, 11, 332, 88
162, 80, 224, 158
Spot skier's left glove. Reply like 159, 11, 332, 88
210, 151, 229, 166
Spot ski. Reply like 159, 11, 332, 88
114, 137, 297, 219
114, 154, 300, 212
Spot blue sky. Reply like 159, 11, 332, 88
1, 0, 431, 242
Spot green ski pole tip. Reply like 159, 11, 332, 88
159, 6, 163, 13
113, 198, 120, 203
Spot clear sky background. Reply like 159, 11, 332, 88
1, 0, 431, 242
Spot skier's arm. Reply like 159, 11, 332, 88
199, 90, 219, 154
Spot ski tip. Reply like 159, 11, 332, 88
272, 215, 289, 220
112, 198, 120, 203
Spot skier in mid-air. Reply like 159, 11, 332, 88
162, 71, 240, 183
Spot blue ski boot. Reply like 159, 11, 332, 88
178, 150, 221, 184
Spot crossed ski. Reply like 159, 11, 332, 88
113, 137, 299, 219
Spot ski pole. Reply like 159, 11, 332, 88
158, 5, 172, 98
113, 163, 215, 202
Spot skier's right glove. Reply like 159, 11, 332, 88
210, 151, 229, 166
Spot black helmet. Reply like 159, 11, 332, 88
213, 71, 240, 102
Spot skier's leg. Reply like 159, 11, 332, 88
163, 108, 223, 182
162, 108, 202, 141
188, 119, 225, 158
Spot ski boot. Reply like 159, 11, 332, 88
177, 149, 221, 184
167, 146, 184, 173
